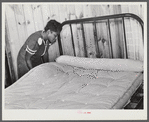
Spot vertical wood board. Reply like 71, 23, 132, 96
5, 5, 21, 79
31, 4, 44, 31
48, 4, 61, 61
23, 4, 36, 37
61, 25, 74, 56
14, 5, 27, 48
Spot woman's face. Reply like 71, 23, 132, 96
47, 30, 58, 44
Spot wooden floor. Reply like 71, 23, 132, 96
124, 83, 143, 109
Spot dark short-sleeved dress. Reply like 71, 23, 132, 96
17, 31, 50, 79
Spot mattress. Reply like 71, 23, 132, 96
5, 57, 143, 109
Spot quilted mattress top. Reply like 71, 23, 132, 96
5, 62, 142, 109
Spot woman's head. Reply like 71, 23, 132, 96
44, 20, 62, 43
44, 20, 62, 34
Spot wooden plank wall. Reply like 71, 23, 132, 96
5, 3, 144, 80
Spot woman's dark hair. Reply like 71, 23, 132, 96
44, 20, 62, 34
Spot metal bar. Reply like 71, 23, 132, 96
93, 21, 100, 58
58, 34, 63, 55
70, 24, 76, 56
141, 24, 144, 45
81, 23, 88, 57
122, 17, 128, 59
62, 13, 144, 31
107, 19, 113, 58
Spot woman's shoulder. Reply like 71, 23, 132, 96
26, 30, 43, 42
29, 30, 42, 39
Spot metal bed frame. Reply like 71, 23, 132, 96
57, 13, 144, 109
58, 13, 144, 59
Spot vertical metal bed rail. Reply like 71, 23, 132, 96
70, 24, 76, 56
81, 22, 88, 57
107, 19, 113, 58
141, 23, 144, 45
122, 17, 128, 59
58, 34, 63, 55
93, 21, 100, 58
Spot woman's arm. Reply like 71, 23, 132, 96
25, 52, 33, 70
42, 51, 49, 63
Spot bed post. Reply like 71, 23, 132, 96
81, 23, 88, 57
58, 34, 63, 55
107, 19, 113, 58
93, 21, 100, 58
70, 24, 76, 56
122, 17, 128, 59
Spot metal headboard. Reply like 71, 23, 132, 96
58, 13, 144, 58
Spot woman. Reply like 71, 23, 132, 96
17, 20, 62, 79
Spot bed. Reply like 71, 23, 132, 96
5, 13, 144, 109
